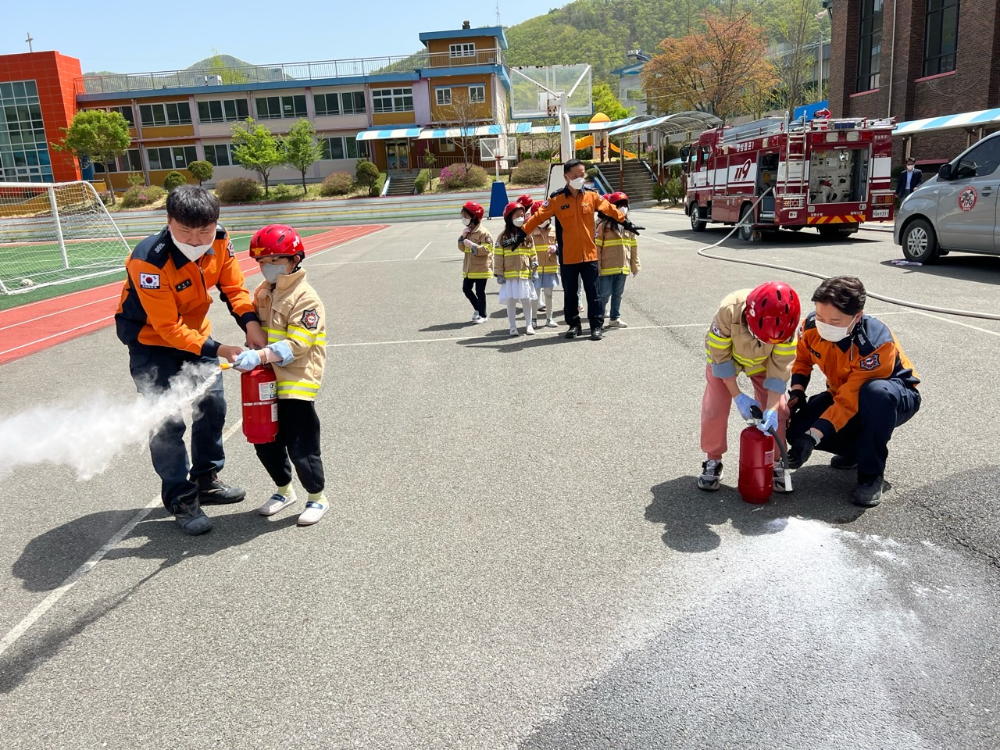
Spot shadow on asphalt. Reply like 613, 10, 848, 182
2, 508, 297, 694
645, 468, 866, 553
878, 254, 1000, 285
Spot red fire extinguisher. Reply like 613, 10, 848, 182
738, 406, 792, 504
240, 366, 278, 444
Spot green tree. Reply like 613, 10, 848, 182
231, 118, 284, 196
206, 48, 250, 85
591, 82, 634, 121
187, 160, 214, 185
53, 110, 131, 204
163, 171, 188, 191
356, 160, 381, 196
283, 119, 324, 194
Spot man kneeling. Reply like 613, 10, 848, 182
787, 276, 921, 507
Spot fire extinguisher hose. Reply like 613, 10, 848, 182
750, 405, 793, 493
694, 188, 1000, 321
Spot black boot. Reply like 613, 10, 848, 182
851, 474, 884, 507
590, 326, 604, 341
565, 325, 583, 339
171, 492, 212, 535
197, 472, 247, 505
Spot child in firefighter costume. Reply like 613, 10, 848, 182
528, 200, 560, 329
458, 201, 493, 324
699, 282, 801, 492
233, 225, 329, 526
495, 202, 539, 336
596, 192, 640, 328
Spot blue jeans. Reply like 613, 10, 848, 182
599, 273, 627, 321
129, 346, 227, 511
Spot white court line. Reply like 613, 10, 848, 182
641, 236, 676, 245
0, 316, 113, 357
910, 309, 1000, 338
413, 242, 432, 260
0, 418, 245, 660
0, 294, 120, 333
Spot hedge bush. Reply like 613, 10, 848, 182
269, 183, 296, 200
187, 160, 214, 185
120, 185, 166, 208
413, 168, 431, 194
319, 171, 354, 197
356, 160, 381, 196
163, 171, 188, 191
215, 177, 262, 203
439, 164, 489, 191
666, 177, 685, 204
510, 159, 549, 186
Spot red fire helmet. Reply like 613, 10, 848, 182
745, 282, 801, 344
249, 224, 304, 259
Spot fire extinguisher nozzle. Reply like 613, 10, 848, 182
219, 362, 232, 370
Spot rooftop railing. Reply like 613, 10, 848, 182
76, 49, 505, 96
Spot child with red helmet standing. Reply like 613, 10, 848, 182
495, 202, 538, 336
528, 200, 560, 328
458, 201, 493, 324
596, 192, 640, 328
233, 224, 330, 526
698, 282, 801, 493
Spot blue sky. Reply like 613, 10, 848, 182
3, 0, 552, 73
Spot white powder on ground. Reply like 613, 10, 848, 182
0, 361, 221, 480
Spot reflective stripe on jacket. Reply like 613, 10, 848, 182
459, 226, 494, 279
521, 187, 626, 264
253, 269, 326, 401
495, 233, 536, 279
531, 225, 559, 273
596, 220, 640, 276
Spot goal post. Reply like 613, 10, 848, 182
0, 181, 131, 295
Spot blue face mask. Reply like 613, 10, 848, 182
261, 264, 286, 284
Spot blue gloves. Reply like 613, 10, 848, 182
757, 408, 779, 435
268, 340, 294, 366
734, 393, 761, 421
495, 275, 506, 285
233, 349, 261, 372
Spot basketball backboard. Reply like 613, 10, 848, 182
480, 137, 518, 162
510, 65, 593, 120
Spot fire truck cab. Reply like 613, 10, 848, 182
682, 113, 896, 241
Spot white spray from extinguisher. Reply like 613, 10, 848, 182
0, 361, 223, 480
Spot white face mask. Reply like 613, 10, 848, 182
461, 216, 471, 227
620, 206, 629, 216
173, 238, 213, 262
261, 263, 287, 284
569, 177, 586, 190
512, 216, 525, 227
906, 165, 914, 172
815, 315, 859, 342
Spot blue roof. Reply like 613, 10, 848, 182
419, 27, 508, 50
610, 62, 645, 77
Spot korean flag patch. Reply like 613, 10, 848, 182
301, 309, 320, 331
860, 353, 880, 371
139, 273, 160, 290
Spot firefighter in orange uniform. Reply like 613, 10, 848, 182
518, 159, 640, 341
115, 186, 266, 535
787, 276, 921, 507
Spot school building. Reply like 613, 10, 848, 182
0, 25, 511, 190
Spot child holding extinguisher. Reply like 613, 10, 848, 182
458, 201, 493, 324
233, 224, 329, 526
698, 282, 801, 493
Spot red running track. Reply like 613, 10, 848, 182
0, 224, 386, 367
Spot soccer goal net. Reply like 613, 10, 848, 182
0, 181, 131, 294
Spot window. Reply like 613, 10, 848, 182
314, 93, 340, 117
97, 148, 143, 173
440, 141, 456, 153
147, 146, 197, 171
856, 0, 883, 92
0, 79, 53, 183
436, 88, 452, 106
255, 95, 307, 120
371, 88, 414, 113
468, 85, 486, 104
197, 99, 249, 123
321, 136, 366, 160
449, 43, 476, 58
139, 102, 192, 127
958, 138, 1000, 177
924, 0, 959, 76
110, 105, 135, 126
341, 91, 366, 115
203, 143, 240, 167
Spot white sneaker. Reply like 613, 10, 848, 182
509, 328, 520, 337
698, 459, 723, 491
298, 499, 329, 526
525, 325, 536, 335
474, 314, 487, 324
471, 312, 480, 322
608, 319, 627, 328
258, 490, 297, 516
545, 318, 559, 328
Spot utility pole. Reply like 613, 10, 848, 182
25, 33, 34, 53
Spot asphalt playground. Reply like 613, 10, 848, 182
1, 208, 999, 749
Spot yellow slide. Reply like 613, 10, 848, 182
574, 134, 638, 159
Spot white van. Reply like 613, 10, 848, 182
894, 130, 1000, 263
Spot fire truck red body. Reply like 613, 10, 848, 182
682, 113, 896, 240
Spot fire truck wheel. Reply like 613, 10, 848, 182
818, 226, 853, 241
737, 205, 755, 242
689, 203, 706, 232
901, 218, 940, 264
786, 226, 803, 231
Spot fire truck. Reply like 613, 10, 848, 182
681, 112, 896, 240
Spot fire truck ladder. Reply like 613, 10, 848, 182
780, 118, 808, 209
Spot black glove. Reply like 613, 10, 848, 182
500, 229, 526, 248
787, 433, 816, 470
622, 220, 644, 235
787, 389, 808, 420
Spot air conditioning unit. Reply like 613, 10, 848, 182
205, 75, 223, 86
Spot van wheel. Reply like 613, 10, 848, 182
737, 204, 755, 242
902, 218, 941, 264
689, 203, 706, 232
